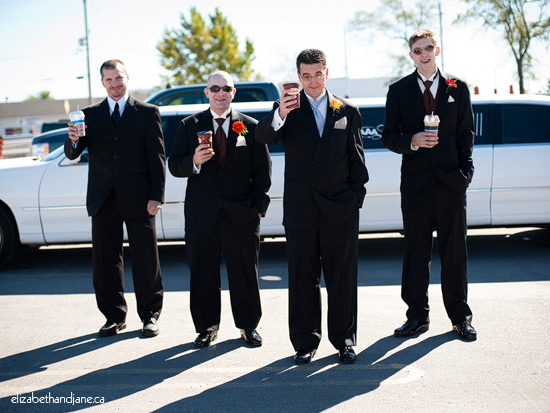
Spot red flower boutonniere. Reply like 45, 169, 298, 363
445, 78, 457, 94
330, 99, 343, 116
232, 121, 248, 136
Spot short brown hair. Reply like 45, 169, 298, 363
408, 29, 437, 50
100, 59, 126, 79
296, 49, 326, 73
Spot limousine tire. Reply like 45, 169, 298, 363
0, 207, 18, 269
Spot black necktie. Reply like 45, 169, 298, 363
112, 102, 120, 129
215, 118, 227, 162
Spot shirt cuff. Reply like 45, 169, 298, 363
193, 162, 201, 174
272, 108, 286, 131
411, 143, 419, 151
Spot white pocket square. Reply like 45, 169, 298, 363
448, 95, 455, 103
334, 117, 348, 129
236, 136, 247, 147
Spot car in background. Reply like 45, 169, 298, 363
2, 96, 550, 269
145, 81, 280, 106
30, 82, 281, 156
31, 128, 68, 156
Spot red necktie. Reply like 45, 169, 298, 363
215, 118, 226, 163
422, 80, 435, 114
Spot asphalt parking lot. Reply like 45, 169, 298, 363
0, 227, 549, 412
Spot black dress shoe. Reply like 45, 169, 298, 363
394, 320, 429, 337
240, 329, 262, 347
338, 346, 357, 364
294, 348, 316, 364
194, 331, 218, 348
453, 320, 477, 341
142, 317, 159, 337
98, 321, 126, 337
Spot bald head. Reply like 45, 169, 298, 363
207, 71, 234, 88
204, 70, 236, 116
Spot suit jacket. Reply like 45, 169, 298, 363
168, 109, 271, 235
64, 96, 166, 219
256, 90, 369, 231
381, 70, 475, 206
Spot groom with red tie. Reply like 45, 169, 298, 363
382, 29, 477, 341
256, 49, 369, 364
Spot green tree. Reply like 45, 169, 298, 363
157, 7, 257, 85
25, 91, 53, 101
457, 0, 550, 94
349, 0, 438, 78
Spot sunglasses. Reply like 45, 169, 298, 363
208, 85, 234, 93
412, 45, 436, 55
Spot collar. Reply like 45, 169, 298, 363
107, 94, 129, 113
417, 69, 439, 83
305, 90, 327, 103
210, 108, 231, 120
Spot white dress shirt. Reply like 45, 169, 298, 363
411, 70, 440, 151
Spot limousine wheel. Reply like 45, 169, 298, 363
0, 207, 18, 269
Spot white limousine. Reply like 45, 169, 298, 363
1, 95, 549, 268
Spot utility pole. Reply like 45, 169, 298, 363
83, 0, 92, 105
439, 1, 444, 71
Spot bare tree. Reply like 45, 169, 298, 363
349, 0, 439, 78
457, 0, 550, 93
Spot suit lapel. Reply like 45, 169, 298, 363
436, 71, 450, 117
407, 71, 425, 119
323, 91, 337, 135
118, 96, 138, 131
99, 99, 115, 134
298, 90, 321, 141
224, 111, 238, 163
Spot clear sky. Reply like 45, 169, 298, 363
1, 0, 548, 103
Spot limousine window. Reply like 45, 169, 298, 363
500, 104, 550, 144
359, 107, 385, 149
472, 104, 494, 145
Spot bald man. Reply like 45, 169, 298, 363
169, 71, 272, 349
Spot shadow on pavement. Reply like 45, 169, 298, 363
155, 333, 457, 412
0, 332, 457, 412
0, 339, 243, 411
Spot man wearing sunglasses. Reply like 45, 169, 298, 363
169, 71, 271, 349
382, 29, 476, 341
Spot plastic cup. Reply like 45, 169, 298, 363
283, 83, 300, 109
69, 110, 86, 137
424, 113, 440, 135
197, 130, 213, 149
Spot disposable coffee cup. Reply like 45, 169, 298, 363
69, 110, 86, 137
424, 113, 440, 135
197, 130, 213, 149
283, 82, 300, 109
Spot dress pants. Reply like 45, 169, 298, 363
401, 178, 473, 325
186, 208, 262, 333
286, 209, 359, 351
91, 190, 163, 323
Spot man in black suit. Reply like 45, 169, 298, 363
169, 71, 271, 348
256, 49, 369, 364
382, 29, 477, 340
65, 59, 165, 338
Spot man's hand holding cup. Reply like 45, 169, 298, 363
412, 113, 440, 149
278, 83, 300, 120
193, 131, 215, 165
